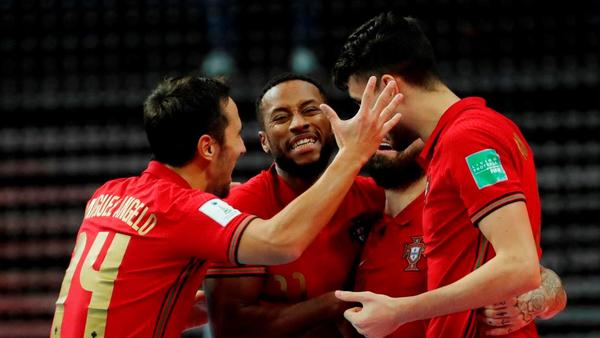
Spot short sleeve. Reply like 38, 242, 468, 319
204, 263, 267, 278
225, 183, 274, 218
174, 193, 257, 264
445, 127, 526, 225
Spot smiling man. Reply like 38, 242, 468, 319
203, 74, 385, 338
50, 75, 402, 338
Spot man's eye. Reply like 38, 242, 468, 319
304, 107, 321, 115
272, 115, 287, 122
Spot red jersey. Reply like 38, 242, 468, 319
355, 193, 428, 338
206, 165, 384, 303
51, 161, 255, 338
419, 98, 542, 338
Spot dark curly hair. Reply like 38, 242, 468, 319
333, 12, 441, 91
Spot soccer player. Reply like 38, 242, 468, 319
331, 12, 556, 337
352, 128, 566, 337
50, 75, 402, 338
202, 74, 384, 338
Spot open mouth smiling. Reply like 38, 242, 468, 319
289, 135, 319, 150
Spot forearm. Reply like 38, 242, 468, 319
408, 253, 540, 322
214, 292, 347, 338
238, 150, 364, 264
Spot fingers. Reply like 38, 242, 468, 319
320, 103, 341, 126
480, 315, 513, 327
381, 113, 402, 136
344, 307, 368, 337
336, 290, 368, 304
194, 290, 205, 302
378, 93, 403, 124
371, 80, 398, 118
486, 326, 515, 336
343, 306, 363, 323
359, 76, 377, 114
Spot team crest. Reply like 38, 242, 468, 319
403, 236, 426, 271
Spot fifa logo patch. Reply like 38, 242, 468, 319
465, 148, 508, 189
199, 198, 241, 227
403, 236, 425, 271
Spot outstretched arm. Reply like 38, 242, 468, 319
204, 275, 351, 338
335, 201, 541, 338
478, 266, 567, 336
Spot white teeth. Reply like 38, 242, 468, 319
292, 138, 316, 149
379, 142, 393, 150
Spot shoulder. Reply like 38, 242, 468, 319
446, 107, 516, 141
351, 176, 381, 194
346, 176, 385, 210
440, 109, 520, 159
227, 170, 273, 203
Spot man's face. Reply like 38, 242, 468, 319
364, 124, 424, 189
209, 97, 246, 198
259, 80, 335, 178
347, 75, 424, 188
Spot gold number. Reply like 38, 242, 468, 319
292, 272, 307, 300
52, 233, 88, 337
51, 232, 130, 338
272, 272, 307, 299
273, 275, 288, 292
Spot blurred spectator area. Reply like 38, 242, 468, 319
1, 1, 599, 337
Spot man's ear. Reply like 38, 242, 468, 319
258, 131, 270, 154
381, 74, 401, 94
197, 134, 217, 160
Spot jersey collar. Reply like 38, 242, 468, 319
143, 161, 192, 188
418, 97, 486, 167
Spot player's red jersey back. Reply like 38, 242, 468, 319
51, 161, 254, 338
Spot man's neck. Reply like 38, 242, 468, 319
404, 84, 460, 141
384, 176, 426, 218
275, 165, 319, 192
166, 162, 208, 190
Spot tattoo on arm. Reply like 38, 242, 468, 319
516, 267, 567, 321
538, 267, 567, 319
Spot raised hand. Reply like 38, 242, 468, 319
320, 76, 403, 165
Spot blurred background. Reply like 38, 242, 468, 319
1, 0, 599, 337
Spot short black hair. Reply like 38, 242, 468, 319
143, 76, 230, 167
255, 73, 328, 128
333, 12, 440, 91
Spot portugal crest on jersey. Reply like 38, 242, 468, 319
403, 236, 426, 271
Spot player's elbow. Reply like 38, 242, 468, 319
511, 256, 541, 294
268, 244, 303, 264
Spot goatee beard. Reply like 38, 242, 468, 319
365, 153, 424, 190
273, 138, 336, 179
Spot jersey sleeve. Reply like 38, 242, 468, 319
174, 192, 258, 264
204, 263, 267, 278
445, 125, 526, 225
225, 183, 273, 218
